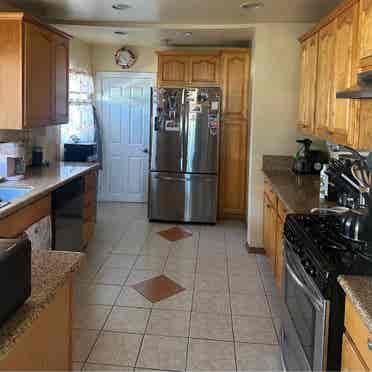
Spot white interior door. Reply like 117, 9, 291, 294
96, 72, 155, 203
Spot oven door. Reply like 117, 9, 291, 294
281, 244, 330, 371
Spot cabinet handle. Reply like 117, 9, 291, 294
368, 338, 372, 351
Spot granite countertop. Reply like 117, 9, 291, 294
338, 275, 372, 333
0, 162, 99, 219
262, 155, 332, 213
0, 250, 84, 360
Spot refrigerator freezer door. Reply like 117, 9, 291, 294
149, 172, 217, 223
150, 88, 185, 173
184, 88, 220, 174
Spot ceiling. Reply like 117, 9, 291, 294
58, 25, 255, 47
4, 0, 342, 45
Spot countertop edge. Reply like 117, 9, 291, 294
0, 163, 99, 219
0, 251, 85, 361
262, 168, 295, 213
338, 275, 372, 334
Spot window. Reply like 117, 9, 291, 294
61, 70, 95, 144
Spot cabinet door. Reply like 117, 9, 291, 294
24, 22, 54, 128
360, 0, 372, 71
329, 3, 360, 146
275, 215, 285, 293
263, 194, 277, 272
53, 35, 69, 124
263, 194, 271, 256
190, 55, 220, 85
359, 100, 372, 149
221, 51, 250, 121
342, 332, 368, 372
219, 119, 248, 218
298, 35, 318, 134
316, 21, 337, 139
157, 55, 189, 86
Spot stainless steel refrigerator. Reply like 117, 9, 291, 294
148, 87, 221, 223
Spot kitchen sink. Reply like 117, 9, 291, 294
0, 187, 33, 203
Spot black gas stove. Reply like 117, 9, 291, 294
284, 213, 372, 296
281, 213, 372, 372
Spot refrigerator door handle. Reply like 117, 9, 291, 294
153, 175, 187, 182
154, 116, 159, 131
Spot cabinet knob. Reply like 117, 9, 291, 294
368, 338, 372, 351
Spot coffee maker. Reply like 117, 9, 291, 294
293, 139, 325, 174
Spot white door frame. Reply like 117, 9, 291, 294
95, 72, 156, 202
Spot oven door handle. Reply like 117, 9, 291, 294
285, 261, 323, 311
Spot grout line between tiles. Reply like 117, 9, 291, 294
225, 230, 239, 372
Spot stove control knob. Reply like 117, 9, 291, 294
306, 266, 316, 277
301, 259, 311, 268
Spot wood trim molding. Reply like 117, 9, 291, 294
299, 0, 360, 42
0, 12, 73, 40
246, 242, 265, 255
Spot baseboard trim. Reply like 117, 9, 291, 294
245, 242, 265, 255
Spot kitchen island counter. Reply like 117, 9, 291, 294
0, 249, 84, 367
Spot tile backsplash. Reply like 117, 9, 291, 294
0, 126, 60, 165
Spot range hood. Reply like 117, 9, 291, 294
336, 71, 372, 99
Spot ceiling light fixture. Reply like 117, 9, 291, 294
240, 1, 264, 9
112, 3, 131, 10
114, 31, 128, 36
184, 32, 193, 37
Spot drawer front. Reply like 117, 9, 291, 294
278, 198, 288, 222
342, 332, 368, 371
345, 297, 372, 370
264, 178, 277, 208
0, 195, 51, 238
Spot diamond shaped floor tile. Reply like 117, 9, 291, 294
157, 227, 192, 242
131, 274, 185, 303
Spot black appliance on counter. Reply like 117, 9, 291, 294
0, 238, 31, 326
293, 139, 326, 175
280, 213, 372, 371
64, 143, 97, 162
52, 177, 85, 251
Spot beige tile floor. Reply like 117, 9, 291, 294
73, 202, 283, 372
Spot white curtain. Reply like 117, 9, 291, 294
61, 70, 95, 144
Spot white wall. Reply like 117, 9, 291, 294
91, 45, 158, 74
247, 23, 313, 247
70, 38, 93, 73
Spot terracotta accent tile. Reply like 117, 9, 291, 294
157, 227, 192, 242
131, 275, 185, 303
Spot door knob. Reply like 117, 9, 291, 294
143, 148, 149, 153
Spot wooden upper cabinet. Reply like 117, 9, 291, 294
190, 55, 220, 85
221, 50, 250, 121
360, 0, 372, 71
24, 22, 54, 128
53, 34, 69, 124
157, 55, 190, 86
157, 52, 220, 87
315, 21, 337, 138
0, 12, 71, 130
359, 100, 372, 148
298, 34, 318, 134
329, 2, 360, 146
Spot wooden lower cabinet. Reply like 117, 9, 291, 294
343, 296, 372, 370
0, 195, 51, 238
263, 178, 287, 290
0, 280, 73, 371
275, 215, 285, 292
342, 332, 368, 371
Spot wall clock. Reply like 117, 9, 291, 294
114, 47, 136, 69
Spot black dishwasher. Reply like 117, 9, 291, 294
52, 177, 84, 251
